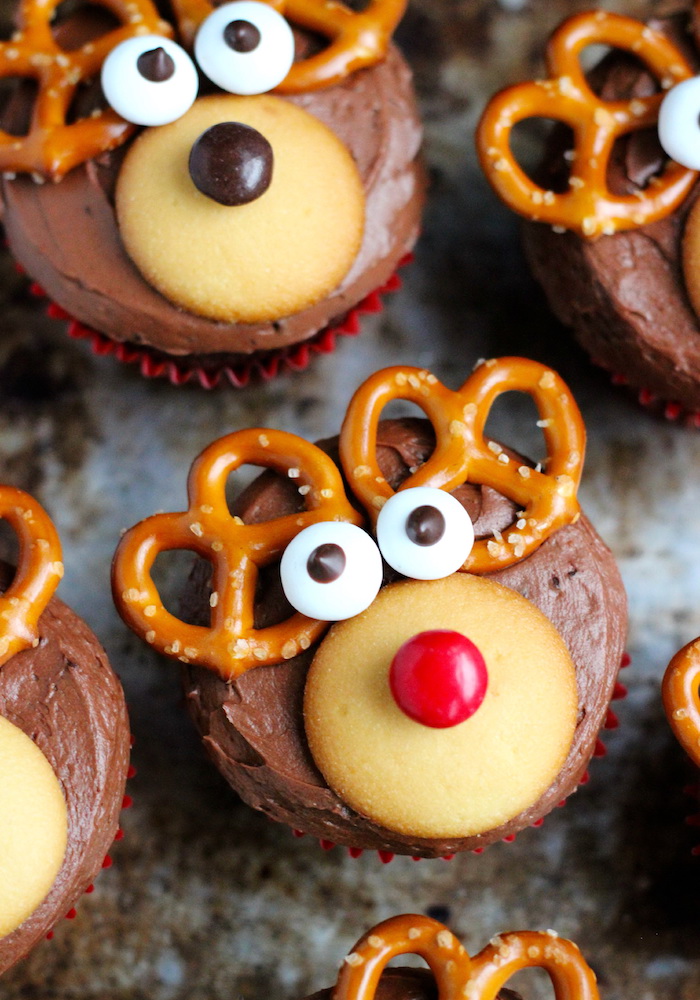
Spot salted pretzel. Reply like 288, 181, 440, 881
663, 638, 700, 768
0, 486, 63, 667
171, 0, 407, 91
339, 358, 585, 573
0, 0, 171, 180
335, 915, 599, 1000
112, 428, 362, 681
477, 11, 697, 238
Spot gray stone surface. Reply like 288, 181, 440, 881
2, 0, 700, 997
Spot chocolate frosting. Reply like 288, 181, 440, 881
1, 32, 424, 361
182, 419, 627, 858
0, 569, 130, 974
304, 967, 521, 1000
521, 9, 700, 411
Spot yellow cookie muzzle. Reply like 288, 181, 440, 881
116, 94, 365, 324
0, 716, 67, 938
304, 574, 578, 838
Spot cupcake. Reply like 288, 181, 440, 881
663, 637, 700, 769
477, 5, 700, 419
304, 914, 598, 1000
112, 357, 626, 858
0, 486, 130, 973
0, 0, 423, 387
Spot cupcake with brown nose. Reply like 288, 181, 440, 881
0, 0, 423, 386
112, 357, 627, 858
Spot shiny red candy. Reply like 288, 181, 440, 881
389, 629, 488, 728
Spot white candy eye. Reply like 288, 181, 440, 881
101, 35, 198, 127
658, 77, 700, 170
280, 522, 382, 621
376, 487, 474, 580
194, 1, 295, 96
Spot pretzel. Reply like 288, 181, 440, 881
339, 358, 585, 574
477, 11, 697, 238
663, 638, 700, 768
0, 0, 171, 180
112, 428, 362, 681
334, 915, 599, 1000
171, 0, 407, 91
0, 486, 63, 667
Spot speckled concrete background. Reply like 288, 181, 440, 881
2, 0, 700, 998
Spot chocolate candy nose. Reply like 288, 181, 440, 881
188, 121, 273, 206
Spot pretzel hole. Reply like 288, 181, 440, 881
483, 391, 546, 469
0, 80, 39, 139
585, 47, 662, 102
509, 119, 575, 195
0, 520, 20, 584
226, 465, 304, 524
496, 965, 560, 999
51, 1, 122, 50
152, 549, 213, 627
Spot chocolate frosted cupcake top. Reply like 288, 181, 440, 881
113, 358, 626, 857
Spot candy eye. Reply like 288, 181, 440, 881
280, 522, 382, 621
658, 77, 700, 170
101, 35, 198, 127
194, 1, 295, 96
376, 487, 474, 580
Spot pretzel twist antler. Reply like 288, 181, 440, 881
477, 11, 696, 238
339, 358, 585, 573
112, 429, 362, 681
0, 0, 171, 180
171, 0, 407, 91
335, 916, 599, 1000
0, 487, 63, 667
663, 638, 700, 768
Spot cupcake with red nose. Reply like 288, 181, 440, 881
112, 357, 627, 857
0, 0, 423, 387
0, 486, 130, 973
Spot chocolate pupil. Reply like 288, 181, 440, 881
405, 505, 445, 547
307, 543, 346, 584
224, 19, 262, 53
188, 122, 274, 207
136, 47, 175, 83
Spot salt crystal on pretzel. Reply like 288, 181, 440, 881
477, 10, 697, 238
0, 0, 171, 180
334, 915, 599, 1000
170, 0, 407, 91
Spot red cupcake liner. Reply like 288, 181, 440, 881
592, 359, 700, 428
288, 652, 630, 863
44, 744, 136, 940
27, 255, 413, 389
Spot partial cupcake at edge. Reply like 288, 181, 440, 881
477, 1, 700, 420
112, 356, 627, 859
0, 486, 130, 974
0, 0, 424, 386
302, 913, 600, 1000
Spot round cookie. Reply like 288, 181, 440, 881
113, 359, 627, 858
0, 717, 67, 939
116, 94, 365, 323
304, 575, 577, 838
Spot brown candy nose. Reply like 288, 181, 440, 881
188, 121, 273, 207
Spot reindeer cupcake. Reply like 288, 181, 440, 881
477, 3, 700, 420
302, 913, 600, 1000
113, 357, 627, 858
0, 0, 423, 386
0, 487, 130, 973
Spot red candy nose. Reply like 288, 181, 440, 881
389, 630, 488, 729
